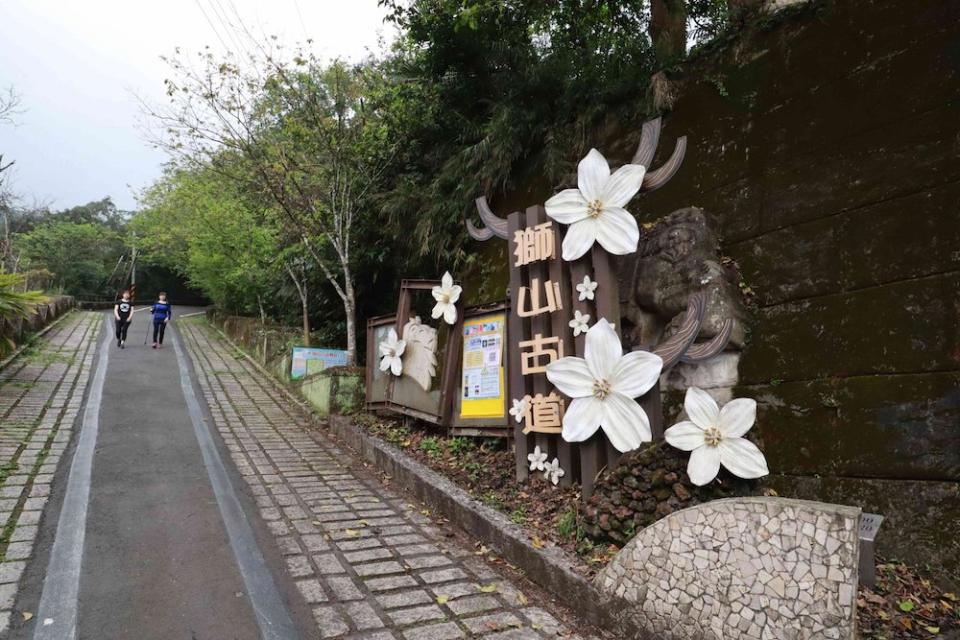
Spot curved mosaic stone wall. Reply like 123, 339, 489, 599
594, 497, 861, 640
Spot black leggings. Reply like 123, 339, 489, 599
115, 318, 130, 341
153, 321, 167, 344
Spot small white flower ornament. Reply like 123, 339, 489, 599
431, 271, 462, 325
378, 328, 406, 376
544, 149, 645, 261
545, 319, 662, 452
568, 310, 590, 337
664, 387, 769, 486
509, 397, 530, 424
527, 445, 548, 472
576, 274, 598, 301
543, 458, 565, 485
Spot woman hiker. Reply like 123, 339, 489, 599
113, 290, 133, 348
150, 292, 172, 348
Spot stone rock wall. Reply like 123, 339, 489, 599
582, 440, 762, 545
595, 497, 860, 640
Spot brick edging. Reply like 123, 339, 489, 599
328, 414, 651, 639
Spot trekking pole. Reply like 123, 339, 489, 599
143, 310, 151, 345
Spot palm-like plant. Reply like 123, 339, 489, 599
0, 271, 47, 330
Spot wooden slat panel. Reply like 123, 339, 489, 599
591, 246, 623, 473
507, 211, 531, 482
525, 206, 553, 463
548, 213, 576, 486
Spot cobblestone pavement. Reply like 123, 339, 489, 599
0, 312, 100, 633
181, 319, 600, 640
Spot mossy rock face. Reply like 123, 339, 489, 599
581, 440, 764, 546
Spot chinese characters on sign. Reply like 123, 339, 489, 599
513, 221, 556, 266
519, 333, 564, 375
516, 278, 563, 317
518, 392, 565, 434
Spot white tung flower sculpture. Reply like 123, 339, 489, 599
664, 387, 769, 486
431, 271, 462, 325
543, 458, 565, 485
544, 149, 646, 261
527, 445, 548, 472
576, 274, 598, 301
509, 397, 530, 424
378, 328, 406, 376
569, 310, 590, 337
545, 319, 663, 452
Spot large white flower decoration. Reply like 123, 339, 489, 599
544, 149, 645, 261
527, 445, 548, 472
545, 319, 662, 452
664, 387, 769, 486
431, 271, 462, 325
543, 458, 565, 486
509, 397, 530, 425
576, 274, 598, 301
568, 310, 590, 337
378, 328, 406, 376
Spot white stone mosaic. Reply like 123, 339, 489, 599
594, 497, 860, 640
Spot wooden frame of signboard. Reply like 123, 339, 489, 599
364, 279, 464, 427
449, 301, 510, 438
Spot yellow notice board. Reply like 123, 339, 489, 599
459, 313, 506, 419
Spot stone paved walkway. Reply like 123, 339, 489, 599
0, 312, 99, 632
181, 319, 597, 640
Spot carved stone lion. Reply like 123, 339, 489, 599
622, 207, 746, 351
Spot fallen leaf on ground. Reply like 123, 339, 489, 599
22, 612, 33, 621
477, 583, 497, 593
436, 595, 449, 605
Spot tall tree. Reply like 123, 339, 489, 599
649, 0, 688, 62
144, 46, 390, 365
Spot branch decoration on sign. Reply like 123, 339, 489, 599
544, 149, 646, 261
431, 271, 462, 325
401, 316, 438, 392
664, 387, 769, 486
545, 319, 663, 452
378, 328, 406, 376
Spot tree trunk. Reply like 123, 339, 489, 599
342, 261, 357, 366
301, 280, 311, 347
649, 0, 688, 63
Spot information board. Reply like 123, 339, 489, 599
291, 347, 349, 380
459, 313, 506, 419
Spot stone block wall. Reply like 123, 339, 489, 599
595, 497, 860, 640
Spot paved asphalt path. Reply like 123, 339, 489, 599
12, 308, 312, 640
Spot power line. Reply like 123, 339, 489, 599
291, 0, 310, 42
192, 0, 233, 53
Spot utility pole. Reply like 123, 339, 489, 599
130, 232, 137, 302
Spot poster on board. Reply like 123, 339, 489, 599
459, 313, 506, 419
291, 347, 349, 380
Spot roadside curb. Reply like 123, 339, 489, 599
0, 308, 76, 374
327, 414, 650, 639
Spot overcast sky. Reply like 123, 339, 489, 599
0, 0, 393, 211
